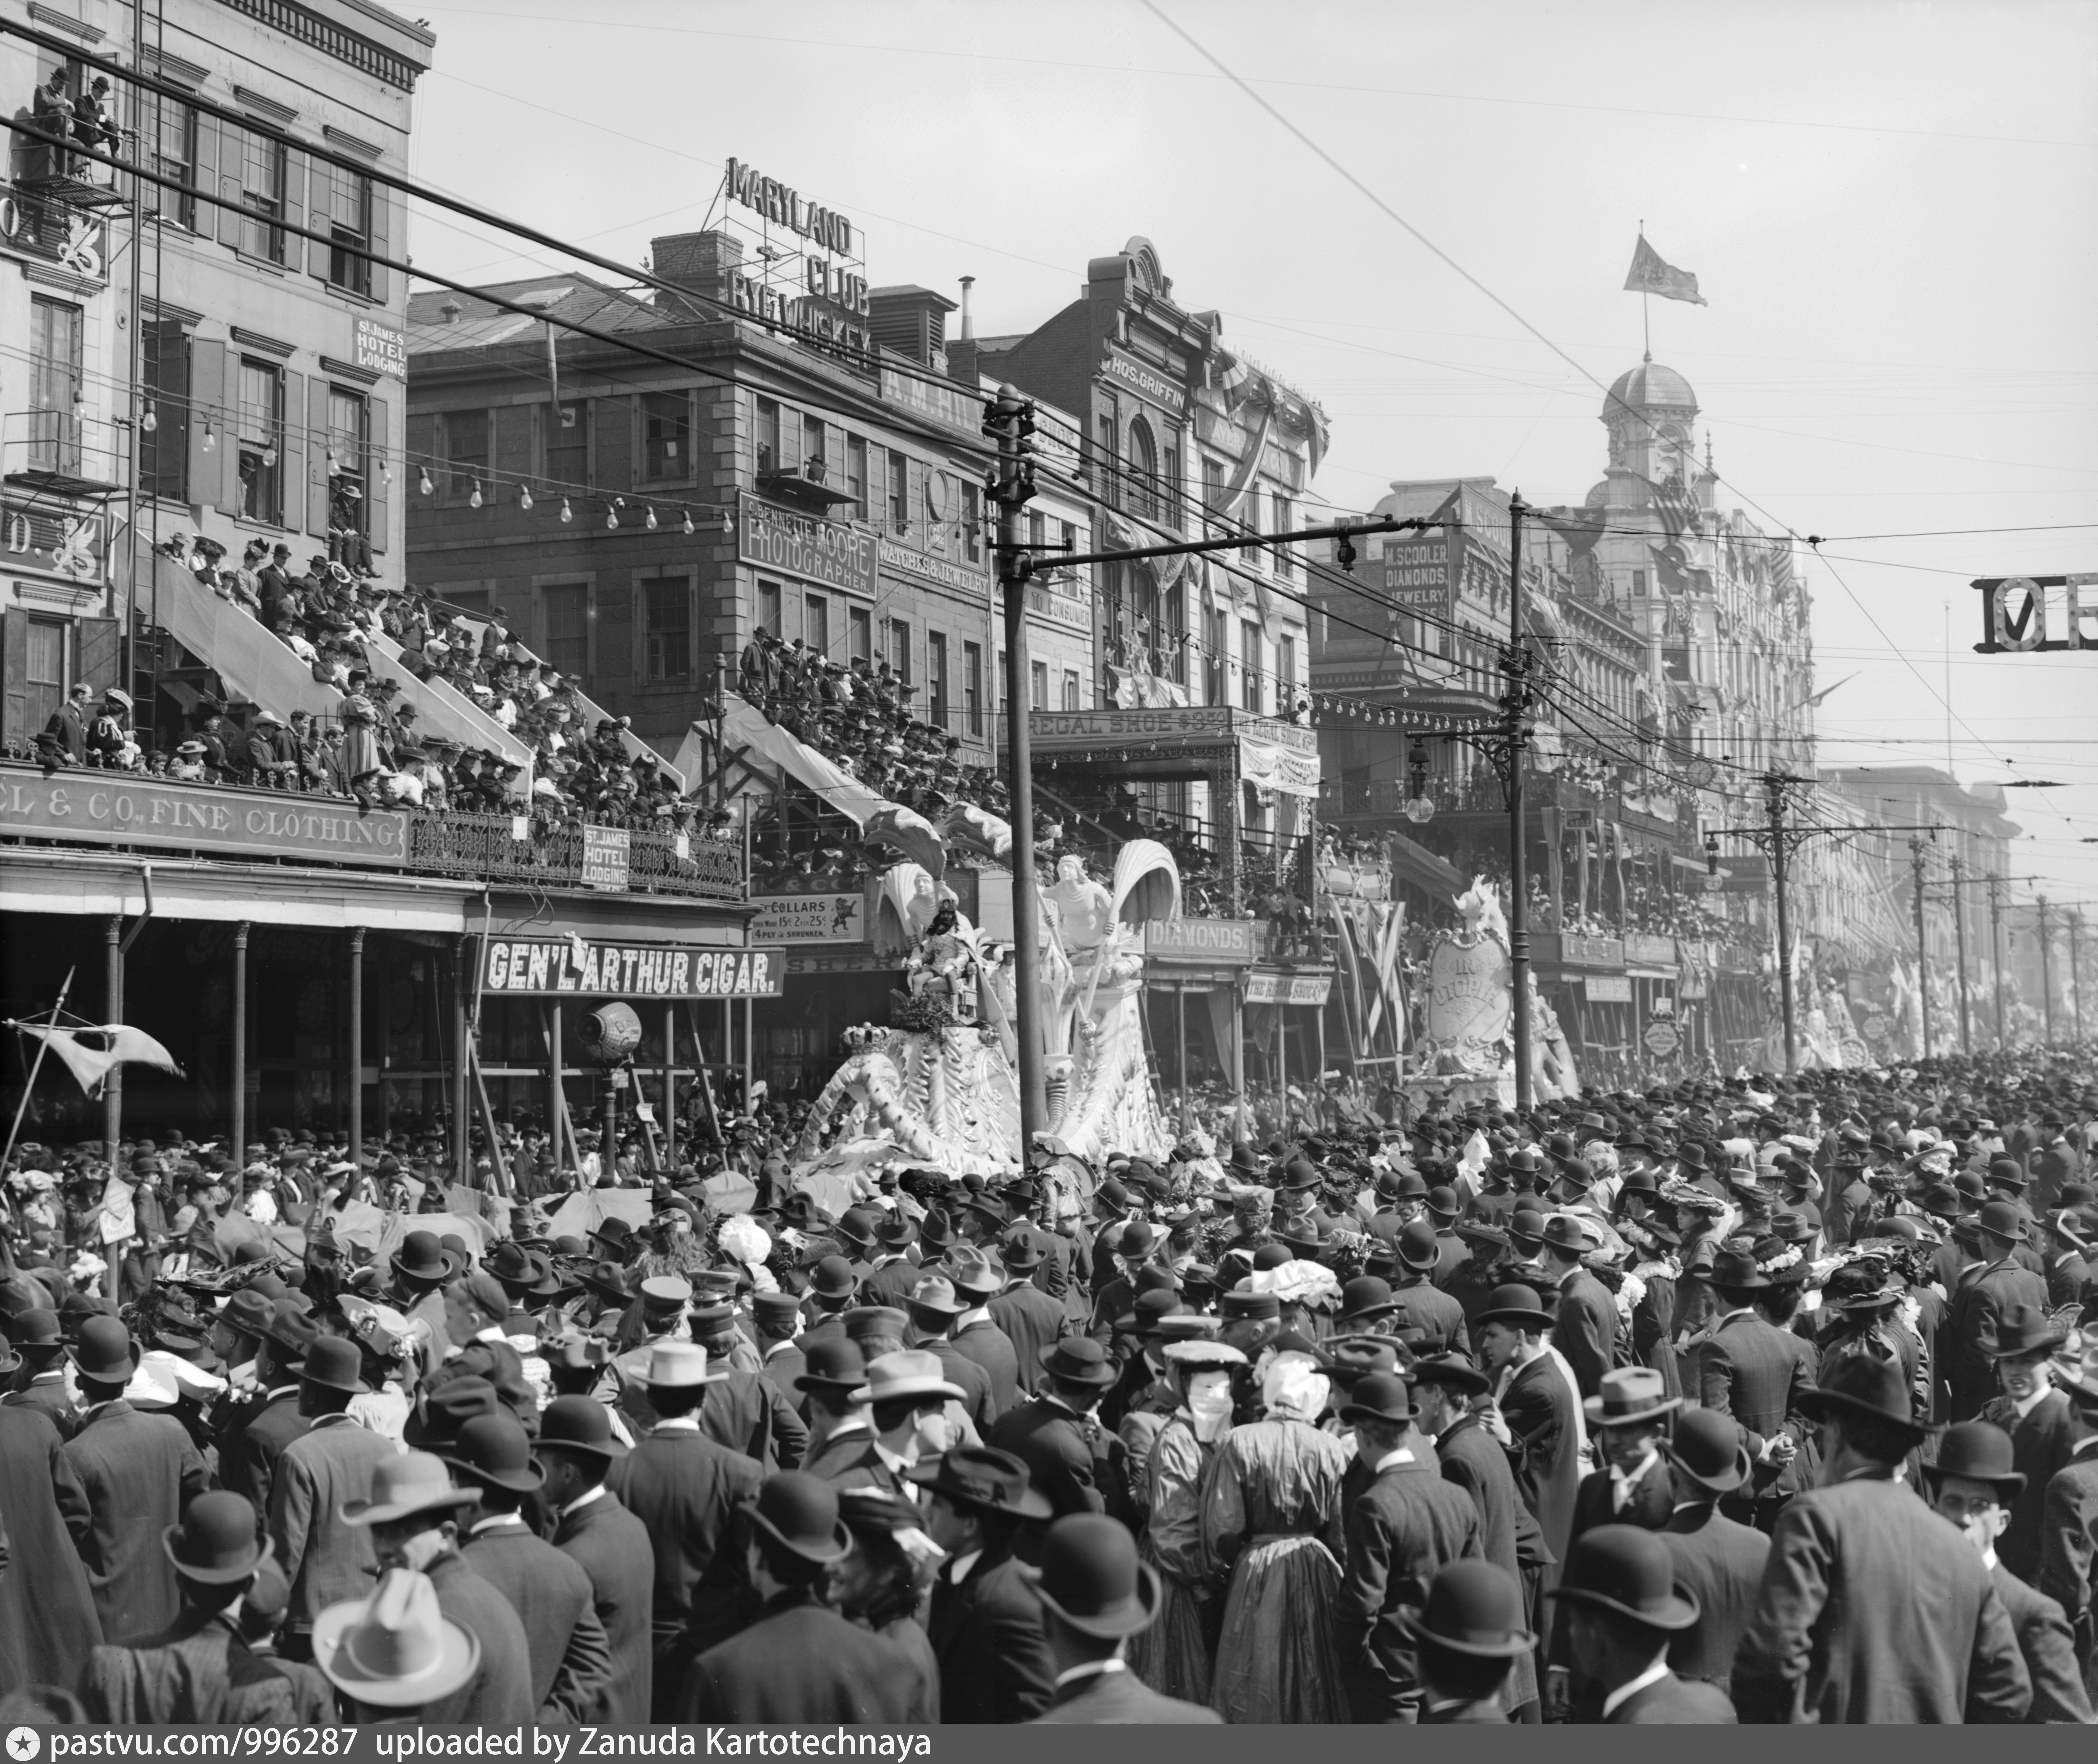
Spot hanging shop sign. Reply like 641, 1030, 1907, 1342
1245, 968, 1332, 1006
354, 317, 408, 380
880, 536, 985, 596
1101, 348, 1185, 415
581, 825, 629, 889
750, 891, 866, 945
1643, 1021, 1680, 1056
1380, 535, 1452, 614
1584, 974, 1633, 1003
1970, 574, 2095, 653
740, 493, 878, 598
2, 498, 104, 583
0, 768, 409, 862
1143, 917, 1258, 965
483, 936, 785, 999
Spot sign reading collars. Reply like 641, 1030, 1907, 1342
483, 937, 785, 998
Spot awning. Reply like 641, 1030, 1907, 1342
1386, 833, 1466, 901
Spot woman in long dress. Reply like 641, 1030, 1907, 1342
1199, 1346, 1352, 1723
1128, 1338, 1244, 1705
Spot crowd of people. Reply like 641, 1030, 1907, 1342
3, 1048, 2098, 1723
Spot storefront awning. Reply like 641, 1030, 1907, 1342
1386, 833, 1466, 901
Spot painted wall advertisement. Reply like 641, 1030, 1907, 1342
739, 493, 878, 598
483, 937, 786, 998
750, 892, 866, 945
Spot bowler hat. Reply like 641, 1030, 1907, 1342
808, 1256, 859, 1301
302, 1335, 370, 1396
1337, 1275, 1399, 1322
1662, 1407, 1751, 1495
1472, 1284, 1551, 1332
1338, 1371, 1417, 1427
1396, 1218, 1442, 1272
794, 1337, 868, 1396
394, 1231, 459, 1283
906, 1446, 1052, 1521
1920, 1421, 2025, 1499
1977, 1199, 2028, 1244
1551, 1524, 1699, 1631
536, 1394, 628, 1461
1399, 1559, 1536, 1659
69, 1315, 140, 1382
164, 1490, 266, 1584
1021, 1514, 1160, 1637
445, 1413, 544, 1494
744, 1471, 852, 1564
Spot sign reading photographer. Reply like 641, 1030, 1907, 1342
483, 936, 785, 998
738, 492, 878, 598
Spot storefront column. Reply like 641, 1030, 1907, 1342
1175, 987, 1189, 1126
743, 998, 754, 1110
1214, 763, 1241, 916
453, 936, 471, 1185
545, 1003, 564, 1179
231, 924, 249, 1167
103, 915, 122, 1152
347, 928, 365, 1171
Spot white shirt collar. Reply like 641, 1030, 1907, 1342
467, 1513, 527, 1537
1600, 1656, 1673, 1719
652, 1414, 702, 1434
1373, 1445, 1418, 1473
1053, 1658, 1127, 1690
956, 1305, 991, 1329
2009, 1382, 2054, 1421
946, 1547, 983, 1584
560, 1485, 608, 1519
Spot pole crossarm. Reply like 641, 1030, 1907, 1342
1009, 514, 1441, 577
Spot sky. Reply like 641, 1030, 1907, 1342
397, 0, 2098, 929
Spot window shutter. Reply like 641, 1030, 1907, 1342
76, 617, 120, 695
369, 392, 391, 554
308, 155, 334, 286
281, 368, 304, 531
366, 177, 390, 304
595, 395, 633, 493
217, 122, 243, 248
191, 113, 218, 231
1, 608, 27, 747
308, 377, 332, 537
187, 337, 225, 510
281, 148, 305, 274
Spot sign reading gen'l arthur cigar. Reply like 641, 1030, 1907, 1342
483, 936, 784, 998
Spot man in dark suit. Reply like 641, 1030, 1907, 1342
61, 1317, 209, 1645
268, 1338, 397, 1649
751, 1293, 808, 1406
1692, 1246, 1817, 1530
2040, 1339, 2098, 1680
1978, 1304, 2079, 1583
1406, 1560, 1534, 1723
0, 1363, 100, 1694
1025, 1514, 1220, 1724
1924, 1420, 2093, 1722
1538, 1215, 1618, 1401
987, 1338, 1135, 1529
1335, 1371, 1483, 1722
44, 681, 92, 761
912, 1446, 1057, 1722
1657, 1407, 1770, 1690
900, 1274, 996, 1434
1547, 1367, 1679, 1713
3, 1307, 78, 1440
1948, 1201, 2052, 1421
1390, 1220, 1471, 1355
603, 1342, 765, 1712
859, 1214, 923, 1311
991, 1230, 1070, 1395
947, 1247, 1021, 1420
447, 1413, 611, 1725
1734, 1354, 2030, 1723
690, 1473, 928, 1722
222, 1302, 314, 1525
688, 1307, 807, 1469
1552, 1525, 1735, 1722
541, 1396, 655, 1726
1475, 1285, 1581, 1587
812, 1349, 963, 1495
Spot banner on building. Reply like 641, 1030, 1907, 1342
0, 770, 408, 863
1246, 968, 1332, 1006
482, 936, 784, 999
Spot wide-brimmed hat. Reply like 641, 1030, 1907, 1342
164, 1491, 266, 1584
1020, 1514, 1160, 1637
1409, 1352, 1491, 1399
445, 1412, 545, 1494
1338, 1370, 1417, 1427
1919, 1421, 2025, 1499
1798, 1353, 1928, 1445
946, 1246, 1005, 1299
314, 1568, 481, 1709
536, 1393, 628, 1461
340, 1451, 478, 1527
630, 1341, 727, 1389
1660, 1407, 1750, 1495
743, 1471, 852, 1564
903, 1273, 965, 1320
849, 1348, 965, 1407
1399, 1559, 1536, 1659
906, 1446, 1052, 1521
1551, 1524, 1700, 1631
1039, 1337, 1118, 1388
999, 1228, 1046, 1271
1472, 1284, 1551, 1332
1986, 1302, 2070, 1361
1584, 1365, 1681, 1430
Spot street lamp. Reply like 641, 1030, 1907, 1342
1404, 741, 1435, 824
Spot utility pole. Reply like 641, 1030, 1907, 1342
1766, 773, 1797, 1074
1948, 851, 1972, 1054
2071, 912, 2085, 1042
1506, 493, 1534, 1113
986, 385, 1046, 1148
1987, 873, 2007, 1049
1910, 837, 1932, 1059
2036, 896, 2055, 1043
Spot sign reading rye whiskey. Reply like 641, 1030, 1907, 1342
0, 768, 408, 863
483, 936, 785, 999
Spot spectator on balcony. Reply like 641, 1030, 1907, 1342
341, 692, 387, 810
248, 712, 299, 789
87, 688, 136, 767
70, 76, 121, 175
44, 680, 93, 762
27, 66, 74, 181
168, 738, 208, 782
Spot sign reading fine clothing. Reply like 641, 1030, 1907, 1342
0, 769, 408, 863
483, 938, 785, 998
739, 493, 878, 598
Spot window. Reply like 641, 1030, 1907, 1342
140, 320, 187, 500
848, 604, 872, 664
756, 579, 782, 638
886, 450, 909, 532
223, 121, 286, 262
1095, 416, 1118, 507
442, 409, 488, 502
963, 642, 983, 736
1028, 509, 1045, 554
235, 358, 283, 524
1030, 660, 1048, 711
962, 481, 981, 563
845, 435, 867, 518
800, 413, 825, 480
326, 388, 368, 536
1060, 520, 1076, 576
1273, 493, 1294, 577
755, 398, 780, 473
314, 159, 372, 295
1631, 569, 1647, 595
1203, 605, 1226, 706
541, 584, 588, 679
545, 400, 587, 490
885, 618, 910, 684
28, 297, 81, 474
142, 94, 196, 228
1127, 417, 1159, 521
923, 470, 948, 553
1240, 619, 1263, 713
803, 593, 830, 657
929, 631, 949, 728
642, 391, 690, 482
644, 578, 691, 681
1202, 457, 1226, 512
1063, 670, 1080, 711
23, 615, 65, 738
1276, 633, 1297, 708
1163, 444, 1182, 530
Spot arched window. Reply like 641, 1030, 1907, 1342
1127, 416, 1159, 521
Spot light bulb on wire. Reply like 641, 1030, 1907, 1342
605, 504, 620, 530
468, 480, 483, 509
202, 423, 216, 454
141, 402, 157, 434
559, 497, 572, 524
719, 508, 734, 536
681, 510, 694, 535
644, 504, 658, 531
519, 484, 533, 511
261, 440, 278, 468
419, 466, 433, 495
326, 448, 341, 479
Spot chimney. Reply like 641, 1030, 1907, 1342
958, 275, 975, 340
867, 285, 958, 372
651, 229, 743, 312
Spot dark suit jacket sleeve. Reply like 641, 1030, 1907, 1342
544, 1591, 613, 1726
1338, 1491, 1393, 1677
1556, 1287, 1612, 1400
988, 1585, 1055, 1722
1966, 1582, 2034, 1723
1730, 1496, 1833, 1722
765, 1379, 808, 1472
2011, 1584, 2094, 1722
2039, 1470, 2096, 1625
1695, 1335, 1763, 1457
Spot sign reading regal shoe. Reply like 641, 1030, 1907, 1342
482, 935, 785, 998
1971, 574, 2096, 652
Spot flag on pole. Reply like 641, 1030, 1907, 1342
1624, 235, 1707, 305
11, 1023, 182, 1097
